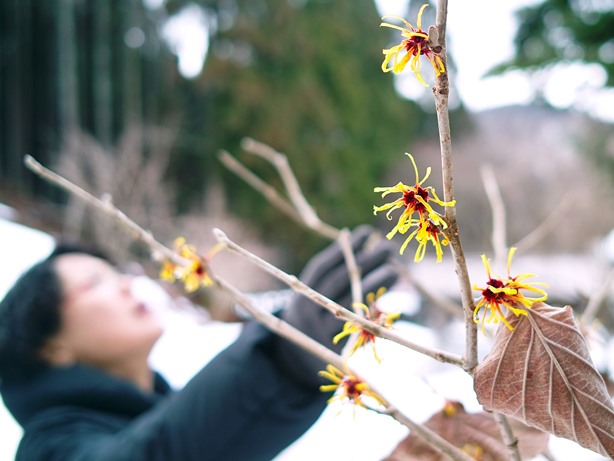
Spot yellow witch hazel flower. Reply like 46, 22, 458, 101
404, 218, 449, 262
380, 4, 445, 86
319, 364, 387, 409
333, 287, 400, 363
373, 153, 455, 261
473, 247, 548, 334
159, 237, 222, 293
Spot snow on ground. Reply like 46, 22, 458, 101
0, 218, 55, 461
0, 215, 611, 460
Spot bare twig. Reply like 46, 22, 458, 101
214, 228, 464, 367
221, 146, 365, 355
481, 165, 507, 263
338, 227, 363, 307
224, 138, 391, 362
432, 0, 477, 372
432, 4, 522, 458
383, 408, 477, 461
580, 266, 614, 329
493, 412, 522, 461
513, 188, 575, 255
240, 137, 340, 239
24, 155, 182, 265
217, 150, 303, 223
392, 260, 463, 318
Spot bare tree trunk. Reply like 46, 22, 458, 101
93, 0, 112, 146
57, 0, 78, 135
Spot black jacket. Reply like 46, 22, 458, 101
1, 321, 329, 461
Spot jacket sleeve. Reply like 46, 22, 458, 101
17, 322, 328, 461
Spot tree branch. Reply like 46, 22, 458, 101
493, 412, 522, 461
26, 153, 473, 461
214, 228, 464, 367
432, 0, 477, 372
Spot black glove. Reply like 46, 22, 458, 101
275, 224, 399, 388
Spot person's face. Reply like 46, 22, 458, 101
51, 253, 164, 368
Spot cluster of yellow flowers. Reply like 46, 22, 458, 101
376, 4, 548, 333
332, 288, 400, 363
159, 238, 222, 293
374, 153, 455, 262
319, 364, 386, 409
319, 288, 397, 410
472, 247, 548, 334
380, 4, 445, 86
161, 4, 550, 415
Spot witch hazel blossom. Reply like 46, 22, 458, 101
472, 247, 549, 334
374, 153, 455, 262
332, 287, 400, 363
159, 237, 223, 292
380, 3, 445, 86
318, 364, 387, 410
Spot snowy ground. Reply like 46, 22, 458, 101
0, 215, 611, 460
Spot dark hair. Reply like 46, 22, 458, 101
0, 242, 111, 383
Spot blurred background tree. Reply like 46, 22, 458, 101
1, 0, 612, 273
489, 0, 614, 87
486, 0, 614, 242
0, 0, 432, 268
169, 0, 428, 263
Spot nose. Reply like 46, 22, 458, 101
119, 274, 134, 294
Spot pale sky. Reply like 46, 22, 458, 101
374, 0, 614, 122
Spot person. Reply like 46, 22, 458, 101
0, 225, 397, 461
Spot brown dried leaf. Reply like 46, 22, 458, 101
382, 401, 549, 461
474, 302, 614, 458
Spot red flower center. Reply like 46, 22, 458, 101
404, 35, 428, 54
360, 330, 376, 343
482, 279, 506, 302
343, 377, 363, 400
403, 186, 429, 212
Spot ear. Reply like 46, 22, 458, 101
39, 338, 77, 366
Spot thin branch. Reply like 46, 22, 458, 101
339, 227, 363, 307
218, 150, 302, 223
433, 5, 520, 458
432, 0, 477, 372
512, 188, 575, 255
385, 408, 477, 461
23, 155, 183, 265
215, 272, 346, 368
224, 139, 388, 363
214, 228, 464, 367
481, 165, 507, 263
493, 412, 522, 461
240, 137, 339, 239
580, 266, 614, 329
220, 274, 474, 461
392, 260, 463, 318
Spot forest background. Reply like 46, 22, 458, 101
2, 0, 614, 287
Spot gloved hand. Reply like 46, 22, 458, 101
275, 224, 399, 388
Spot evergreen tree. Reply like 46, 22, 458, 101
489, 0, 614, 87
176, 0, 424, 264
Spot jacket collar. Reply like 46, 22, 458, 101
0, 364, 171, 427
